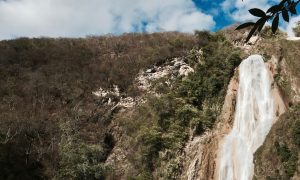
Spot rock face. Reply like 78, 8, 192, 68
92, 84, 145, 109
136, 57, 194, 91
181, 70, 239, 180
253, 44, 300, 179
103, 55, 198, 178
280, 57, 300, 103
181, 55, 287, 180
268, 56, 288, 116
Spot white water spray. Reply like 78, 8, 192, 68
217, 55, 274, 180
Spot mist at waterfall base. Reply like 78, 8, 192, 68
218, 55, 274, 180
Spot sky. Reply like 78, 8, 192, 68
0, 0, 300, 40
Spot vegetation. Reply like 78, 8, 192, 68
252, 27, 300, 178
254, 104, 300, 179
115, 32, 242, 179
0, 32, 197, 179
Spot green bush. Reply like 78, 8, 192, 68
121, 32, 242, 178
57, 139, 110, 179
292, 117, 300, 148
275, 141, 292, 160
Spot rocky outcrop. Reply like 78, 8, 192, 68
92, 84, 146, 109
268, 56, 288, 116
253, 42, 300, 180
279, 57, 300, 103
181, 69, 239, 180
181, 55, 287, 180
103, 55, 198, 179
136, 57, 194, 91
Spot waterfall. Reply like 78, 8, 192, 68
217, 55, 274, 180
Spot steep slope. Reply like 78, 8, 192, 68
105, 32, 242, 179
0, 31, 243, 180
221, 26, 300, 179
254, 105, 300, 179
1, 26, 298, 180
182, 69, 239, 180
253, 40, 300, 179
0, 32, 198, 179
179, 26, 288, 180
218, 55, 275, 180
218, 26, 300, 180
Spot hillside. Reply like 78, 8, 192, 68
0, 32, 199, 179
0, 27, 300, 180
222, 27, 300, 179
253, 40, 300, 180
0, 31, 243, 179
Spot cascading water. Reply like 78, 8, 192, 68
217, 55, 274, 180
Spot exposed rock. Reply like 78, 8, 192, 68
248, 35, 260, 45
280, 58, 300, 103
182, 69, 239, 180
92, 84, 145, 110
181, 56, 287, 180
286, 37, 300, 41
268, 56, 288, 115
179, 65, 194, 77
234, 34, 261, 53
92, 84, 120, 98
117, 97, 146, 108
136, 57, 194, 91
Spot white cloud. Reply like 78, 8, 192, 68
0, 0, 215, 40
221, 0, 280, 22
286, 15, 300, 37
221, 0, 300, 36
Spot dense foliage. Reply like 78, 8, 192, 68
254, 39, 300, 180
254, 104, 300, 179
116, 32, 242, 179
0, 32, 197, 179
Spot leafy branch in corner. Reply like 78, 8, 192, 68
237, 0, 300, 42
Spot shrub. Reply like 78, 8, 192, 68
119, 32, 242, 178
57, 141, 110, 180
292, 117, 300, 148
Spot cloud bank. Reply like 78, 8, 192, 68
0, 0, 215, 40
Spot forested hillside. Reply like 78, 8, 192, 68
1, 26, 300, 180
0, 31, 243, 179
0, 32, 198, 179
254, 40, 300, 179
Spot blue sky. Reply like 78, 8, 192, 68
0, 0, 299, 40
193, 0, 233, 30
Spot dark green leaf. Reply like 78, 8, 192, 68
290, 4, 297, 14
267, 5, 281, 13
249, 8, 266, 17
279, 0, 288, 6
257, 17, 268, 32
246, 25, 258, 42
282, 9, 289, 22
235, 22, 255, 30
272, 14, 279, 34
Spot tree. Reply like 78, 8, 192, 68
237, 0, 300, 42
